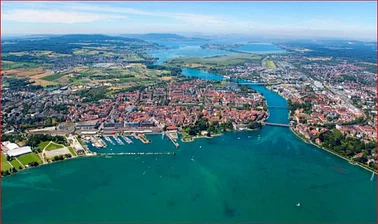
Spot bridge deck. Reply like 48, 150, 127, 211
265, 122, 290, 127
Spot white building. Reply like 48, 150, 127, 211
2, 141, 19, 151
6, 146, 32, 157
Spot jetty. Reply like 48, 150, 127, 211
92, 137, 107, 148
135, 133, 151, 144
97, 152, 175, 156
121, 136, 133, 144
104, 136, 115, 145
112, 135, 124, 145
166, 132, 180, 148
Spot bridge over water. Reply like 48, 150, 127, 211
268, 106, 288, 109
237, 82, 265, 86
236, 82, 280, 86
265, 122, 290, 128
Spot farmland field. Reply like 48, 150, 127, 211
40, 72, 68, 81
262, 59, 277, 68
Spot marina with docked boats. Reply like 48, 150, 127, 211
84, 131, 180, 150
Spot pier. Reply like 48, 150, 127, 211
265, 122, 290, 127
104, 136, 115, 145
96, 152, 175, 156
166, 132, 180, 148
121, 136, 133, 144
92, 137, 107, 148
135, 133, 151, 144
112, 136, 124, 145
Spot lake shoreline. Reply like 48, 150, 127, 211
290, 126, 376, 174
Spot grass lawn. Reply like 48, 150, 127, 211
1, 162, 12, 172
45, 142, 64, 151
18, 152, 43, 166
68, 146, 77, 156
1, 153, 7, 163
10, 159, 23, 170
38, 141, 50, 151
1, 153, 12, 172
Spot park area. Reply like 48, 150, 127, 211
44, 142, 65, 151
18, 152, 43, 166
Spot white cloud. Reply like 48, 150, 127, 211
69, 4, 227, 25
3, 9, 127, 24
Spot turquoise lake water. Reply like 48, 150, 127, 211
1, 40, 376, 223
149, 40, 285, 64
233, 43, 285, 53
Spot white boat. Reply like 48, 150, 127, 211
112, 136, 124, 145
104, 136, 115, 145
296, 203, 301, 207
121, 136, 133, 144
370, 173, 375, 181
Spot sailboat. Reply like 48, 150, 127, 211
370, 172, 375, 181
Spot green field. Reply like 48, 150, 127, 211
1, 153, 12, 172
165, 53, 262, 70
262, 59, 277, 68
40, 72, 68, 81
38, 141, 50, 151
45, 142, 64, 151
68, 146, 77, 156
2, 61, 42, 70
18, 152, 43, 166
10, 159, 23, 170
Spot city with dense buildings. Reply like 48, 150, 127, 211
1, 69, 268, 175
1, 35, 376, 176
201, 53, 377, 171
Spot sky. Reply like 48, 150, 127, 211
1, 1, 377, 40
